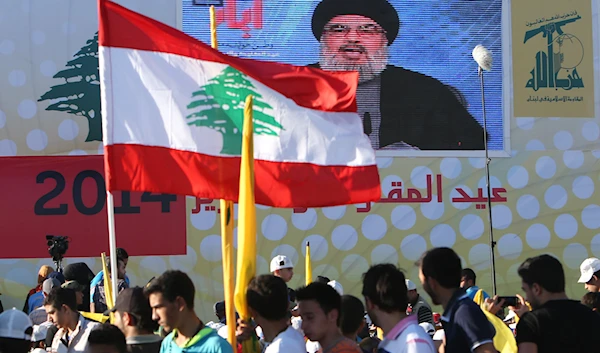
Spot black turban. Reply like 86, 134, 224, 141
311, 0, 400, 45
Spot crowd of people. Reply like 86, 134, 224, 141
0, 246, 599, 353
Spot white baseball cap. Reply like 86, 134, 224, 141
0, 308, 33, 341
406, 279, 417, 291
578, 258, 600, 283
328, 280, 344, 295
31, 323, 51, 342
270, 255, 293, 272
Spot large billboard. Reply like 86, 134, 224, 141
183, 0, 507, 157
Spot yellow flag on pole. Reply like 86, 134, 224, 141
209, 5, 237, 349
234, 96, 260, 353
306, 242, 312, 285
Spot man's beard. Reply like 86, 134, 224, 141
423, 282, 441, 306
319, 43, 388, 83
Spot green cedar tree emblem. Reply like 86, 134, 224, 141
186, 66, 283, 155
39, 32, 102, 142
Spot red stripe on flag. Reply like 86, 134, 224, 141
98, 0, 358, 114
104, 144, 382, 208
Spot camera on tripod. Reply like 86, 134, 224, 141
46, 235, 69, 271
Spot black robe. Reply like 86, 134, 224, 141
309, 64, 487, 150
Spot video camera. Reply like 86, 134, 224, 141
46, 235, 69, 271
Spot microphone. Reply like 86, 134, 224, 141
472, 44, 492, 71
363, 112, 372, 135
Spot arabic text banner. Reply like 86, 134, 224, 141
511, 0, 596, 118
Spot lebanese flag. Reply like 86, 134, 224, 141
98, 0, 381, 208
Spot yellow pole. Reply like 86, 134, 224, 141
220, 200, 235, 347
234, 96, 259, 353
101, 253, 115, 323
210, 5, 236, 348
210, 6, 218, 50
305, 242, 312, 285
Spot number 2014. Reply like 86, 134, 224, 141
34, 170, 177, 216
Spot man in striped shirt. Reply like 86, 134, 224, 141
405, 279, 434, 326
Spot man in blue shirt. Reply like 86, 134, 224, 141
90, 248, 130, 305
145, 270, 232, 353
418, 248, 496, 353
461, 268, 490, 301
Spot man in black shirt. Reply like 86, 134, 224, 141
512, 254, 600, 353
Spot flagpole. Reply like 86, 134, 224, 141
234, 95, 259, 353
106, 191, 119, 304
210, 5, 237, 349
305, 242, 312, 285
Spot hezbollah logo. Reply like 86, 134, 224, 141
186, 66, 284, 155
39, 32, 102, 142
524, 13, 584, 91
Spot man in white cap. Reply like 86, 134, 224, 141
270, 255, 294, 283
271, 255, 296, 305
0, 308, 34, 353
578, 257, 600, 292
406, 279, 434, 326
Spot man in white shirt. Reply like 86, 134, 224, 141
246, 274, 306, 353
362, 264, 436, 353
44, 287, 100, 352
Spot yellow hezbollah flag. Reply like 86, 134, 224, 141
306, 242, 312, 285
233, 95, 260, 353
473, 290, 517, 353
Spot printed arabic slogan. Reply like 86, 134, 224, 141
191, 173, 509, 215
511, 0, 595, 118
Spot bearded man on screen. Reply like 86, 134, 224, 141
309, 0, 486, 151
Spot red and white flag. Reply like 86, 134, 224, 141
99, 0, 381, 208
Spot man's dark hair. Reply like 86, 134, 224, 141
88, 323, 127, 353
44, 287, 77, 311
116, 247, 129, 260
126, 308, 159, 334
517, 255, 565, 293
582, 292, 600, 311
461, 268, 477, 284
316, 276, 330, 284
418, 247, 461, 289
296, 282, 342, 325
144, 270, 195, 309
246, 275, 289, 321
361, 264, 408, 313
340, 295, 365, 335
